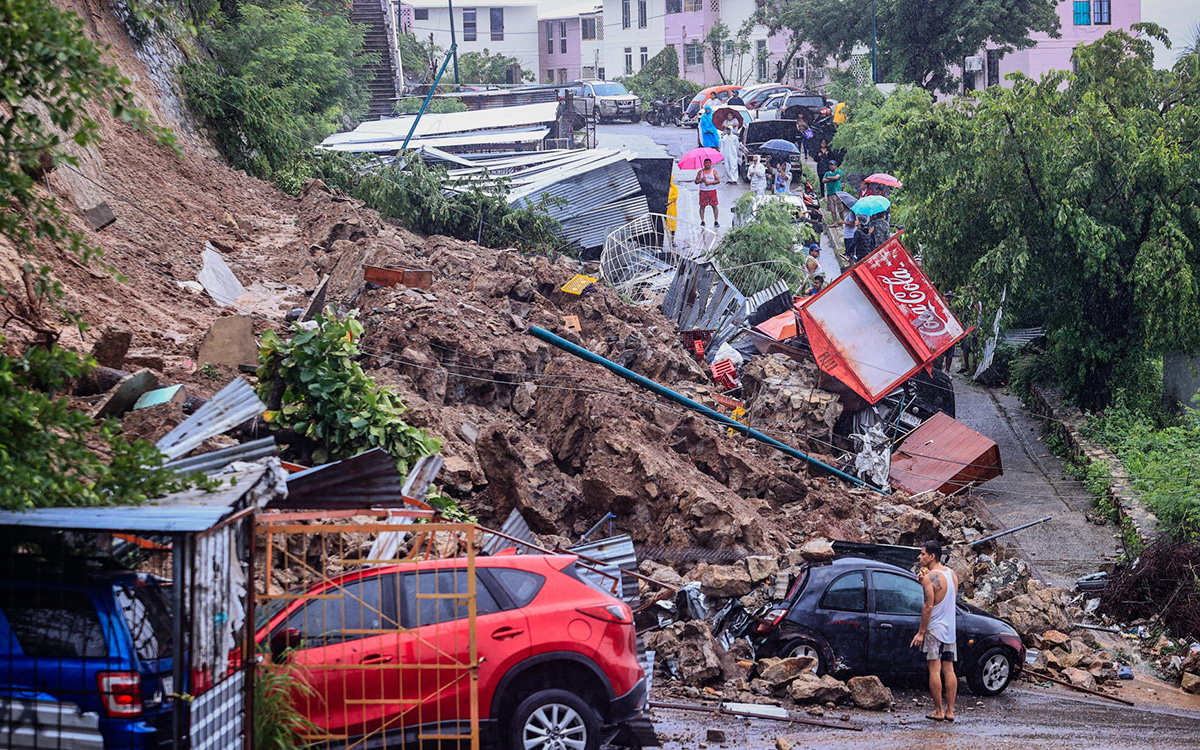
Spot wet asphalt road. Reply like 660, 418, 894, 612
647, 684, 1200, 749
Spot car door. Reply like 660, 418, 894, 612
813, 571, 869, 674
868, 570, 928, 675
398, 568, 526, 735
276, 573, 398, 740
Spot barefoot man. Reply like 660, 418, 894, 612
911, 540, 959, 722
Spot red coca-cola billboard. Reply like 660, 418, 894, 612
796, 231, 970, 404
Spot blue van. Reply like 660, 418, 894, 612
0, 570, 177, 749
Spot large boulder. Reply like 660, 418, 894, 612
677, 621, 724, 686
871, 503, 942, 546
1040, 630, 1071, 648
799, 538, 835, 561
788, 673, 850, 704
847, 676, 894, 711
1182, 672, 1200, 694
746, 555, 780, 584
701, 563, 753, 598
1061, 667, 1097, 691
994, 586, 1071, 638
757, 656, 818, 688
741, 355, 843, 450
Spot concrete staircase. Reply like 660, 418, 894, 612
352, 0, 401, 119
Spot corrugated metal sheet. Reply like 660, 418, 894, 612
889, 412, 1003, 495
1, 696, 104, 750
164, 437, 277, 475
0, 466, 275, 532
568, 535, 640, 602
480, 509, 537, 556
328, 128, 550, 153
273, 448, 409, 509
439, 88, 558, 110
321, 102, 559, 147
156, 378, 265, 461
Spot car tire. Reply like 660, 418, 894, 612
630, 112, 641, 123
780, 636, 829, 675
968, 646, 1014, 696
507, 688, 600, 750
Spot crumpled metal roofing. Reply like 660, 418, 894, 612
155, 377, 265, 461
272, 448, 410, 509
568, 534, 640, 602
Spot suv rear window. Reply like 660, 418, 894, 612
789, 96, 826, 108
117, 584, 174, 660
490, 568, 545, 608
0, 587, 108, 658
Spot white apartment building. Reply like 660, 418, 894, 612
601, 0, 667, 80
406, 1, 541, 78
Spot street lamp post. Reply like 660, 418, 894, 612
448, 0, 460, 85
871, 0, 878, 84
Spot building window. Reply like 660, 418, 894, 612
560, 21, 567, 53
963, 69, 976, 92
597, 66, 605, 79
684, 0, 702, 11
490, 7, 504, 40
1093, 0, 1111, 25
666, 0, 682, 13
638, 0, 647, 28
546, 70, 554, 83
986, 49, 1000, 87
625, 47, 633, 75
685, 41, 704, 67
757, 39, 768, 81
558, 68, 568, 84
1072, 1, 1091, 25
622, 0, 630, 29
640, 46, 648, 68
414, 8, 428, 21
581, 17, 597, 40
546, 22, 554, 55
793, 55, 805, 82
462, 8, 476, 41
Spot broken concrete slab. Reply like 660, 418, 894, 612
132, 384, 188, 411
303, 276, 330, 322
198, 316, 259, 370
198, 243, 247, 307
90, 327, 132, 369
91, 369, 159, 419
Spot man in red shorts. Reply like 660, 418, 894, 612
694, 157, 721, 228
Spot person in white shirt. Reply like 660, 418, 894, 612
911, 540, 959, 722
719, 124, 741, 184
747, 155, 767, 195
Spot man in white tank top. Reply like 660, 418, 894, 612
910, 540, 959, 722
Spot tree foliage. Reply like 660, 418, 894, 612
398, 31, 444, 85
181, 1, 376, 187
258, 312, 440, 472
619, 46, 701, 106
458, 48, 532, 85
705, 19, 755, 86
712, 199, 814, 294
891, 26, 1200, 408
829, 84, 930, 176
759, 0, 1061, 94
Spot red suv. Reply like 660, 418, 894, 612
257, 553, 648, 750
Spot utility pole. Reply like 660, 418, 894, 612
871, 0, 878, 84
448, 0, 460, 85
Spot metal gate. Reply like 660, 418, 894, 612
254, 512, 479, 750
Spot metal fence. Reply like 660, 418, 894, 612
254, 513, 479, 750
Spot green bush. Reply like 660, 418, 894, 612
710, 200, 807, 294
182, 1, 376, 186
395, 96, 467, 115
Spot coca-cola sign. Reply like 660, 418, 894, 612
860, 233, 964, 354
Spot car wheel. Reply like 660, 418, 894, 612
630, 112, 641, 123
592, 109, 602, 127
508, 688, 600, 750
968, 646, 1014, 696
781, 636, 828, 675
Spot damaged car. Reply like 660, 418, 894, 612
755, 555, 1025, 696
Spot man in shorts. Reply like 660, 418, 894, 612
911, 540, 959, 722
695, 157, 721, 227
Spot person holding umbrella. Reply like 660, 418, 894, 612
695, 157, 721, 227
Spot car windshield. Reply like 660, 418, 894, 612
592, 83, 629, 96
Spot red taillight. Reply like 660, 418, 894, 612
97, 672, 143, 718
577, 603, 633, 624
192, 666, 212, 696
757, 608, 788, 633
819, 107, 831, 114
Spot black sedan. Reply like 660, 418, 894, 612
755, 556, 1025, 696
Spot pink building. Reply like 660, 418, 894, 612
540, 4, 605, 83
664, 0, 722, 84
965, 0, 1141, 92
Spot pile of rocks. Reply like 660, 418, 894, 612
1177, 649, 1200, 694
1028, 628, 1122, 691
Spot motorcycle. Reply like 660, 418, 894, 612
645, 99, 681, 127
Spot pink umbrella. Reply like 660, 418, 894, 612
864, 173, 903, 188
679, 147, 723, 169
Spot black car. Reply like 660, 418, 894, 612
755, 556, 1025, 696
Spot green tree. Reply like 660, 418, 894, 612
759, 0, 1061, 94
398, 31, 444, 85
457, 48, 533, 85
182, 1, 376, 187
620, 46, 701, 107
705, 19, 755, 86
0, 0, 203, 509
829, 84, 930, 177
892, 26, 1200, 408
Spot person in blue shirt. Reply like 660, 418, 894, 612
699, 106, 720, 149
